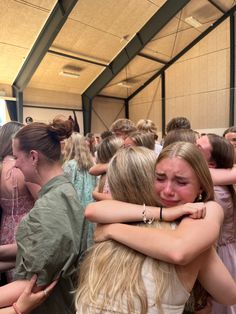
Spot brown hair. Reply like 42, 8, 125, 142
163, 129, 196, 148
126, 131, 155, 150
166, 117, 191, 133
14, 119, 73, 161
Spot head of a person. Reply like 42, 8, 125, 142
96, 135, 123, 164
155, 142, 214, 207
109, 118, 136, 139
163, 129, 196, 149
123, 131, 155, 150
12, 119, 73, 182
197, 133, 234, 168
107, 146, 158, 206
100, 130, 113, 140
63, 132, 94, 170
0, 121, 23, 160
223, 126, 236, 159
166, 117, 191, 134
136, 119, 158, 140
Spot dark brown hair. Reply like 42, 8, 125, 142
14, 120, 73, 161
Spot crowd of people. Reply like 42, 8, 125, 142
0, 115, 236, 314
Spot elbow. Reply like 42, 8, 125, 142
168, 252, 189, 265
167, 243, 192, 265
85, 203, 96, 221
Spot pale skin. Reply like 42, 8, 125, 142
88, 156, 223, 265
0, 139, 63, 307
0, 275, 57, 314
88, 156, 236, 305
0, 158, 40, 270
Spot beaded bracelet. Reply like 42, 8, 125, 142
142, 204, 154, 224
12, 303, 22, 314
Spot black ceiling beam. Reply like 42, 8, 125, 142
48, 49, 108, 67
138, 52, 167, 64
128, 4, 236, 101
208, 0, 226, 14
13, 0, 79, 92
82, 0, 191, 100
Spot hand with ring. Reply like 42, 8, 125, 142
14, 275, 58, 314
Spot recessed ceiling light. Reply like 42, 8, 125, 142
59, 70, 80, 78
117, 81, 133, 88
185, 16, 202, 28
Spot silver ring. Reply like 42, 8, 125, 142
44, 290, 48, 296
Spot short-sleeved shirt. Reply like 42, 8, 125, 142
14, 175, 88, 314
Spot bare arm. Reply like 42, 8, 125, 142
0, 275, 58, 314
198, 248, 236, 305
85, 200, 206, 223
0, 261, 15, 272
94, 201, 223, 265
89, 163, 108, 176
210, 167, 236, 185
0, 280, 28, 307
0, 244, 17, 260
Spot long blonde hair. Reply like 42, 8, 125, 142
75, 147, 175, 314
63, 132, 94, 170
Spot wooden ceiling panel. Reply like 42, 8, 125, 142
52, 20, 122, 63
181, 0, 222, 23
0, 0, 56, 48
100, 56, 162, 97
69, 0, 163, 38
27, 53, 103, 94
100, 69, 158, 98
214, 0, 236, 12
52, 0, 166, 63
0, 44, 27, 84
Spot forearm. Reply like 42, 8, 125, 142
210, 168, 236, 185
85, 200, 200, 223
0, 307, 17, 314
0, 280, 28, 308
89, 163, 108, 176
104, 223, 185, 264
0, 244, 17, 260
0, 261, 15, 272
94, 201, 223, 265
86, 201, 160, 223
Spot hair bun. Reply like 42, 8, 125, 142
48, 119, 73, 141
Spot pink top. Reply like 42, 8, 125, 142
0, 156, 34, 245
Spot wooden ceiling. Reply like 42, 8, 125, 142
0, 0, 235, 101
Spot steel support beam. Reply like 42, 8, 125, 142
13, 0, 79, 92
128, 5, 236, 101
230, 13, 235, 126
161, 72, 166, 137
82, 94, 92, 135
138, 52, 167, 64
13, 87, 23, 122
82, 0, 190, 100
48, 49, 107, 67
124, 99, 129, 119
